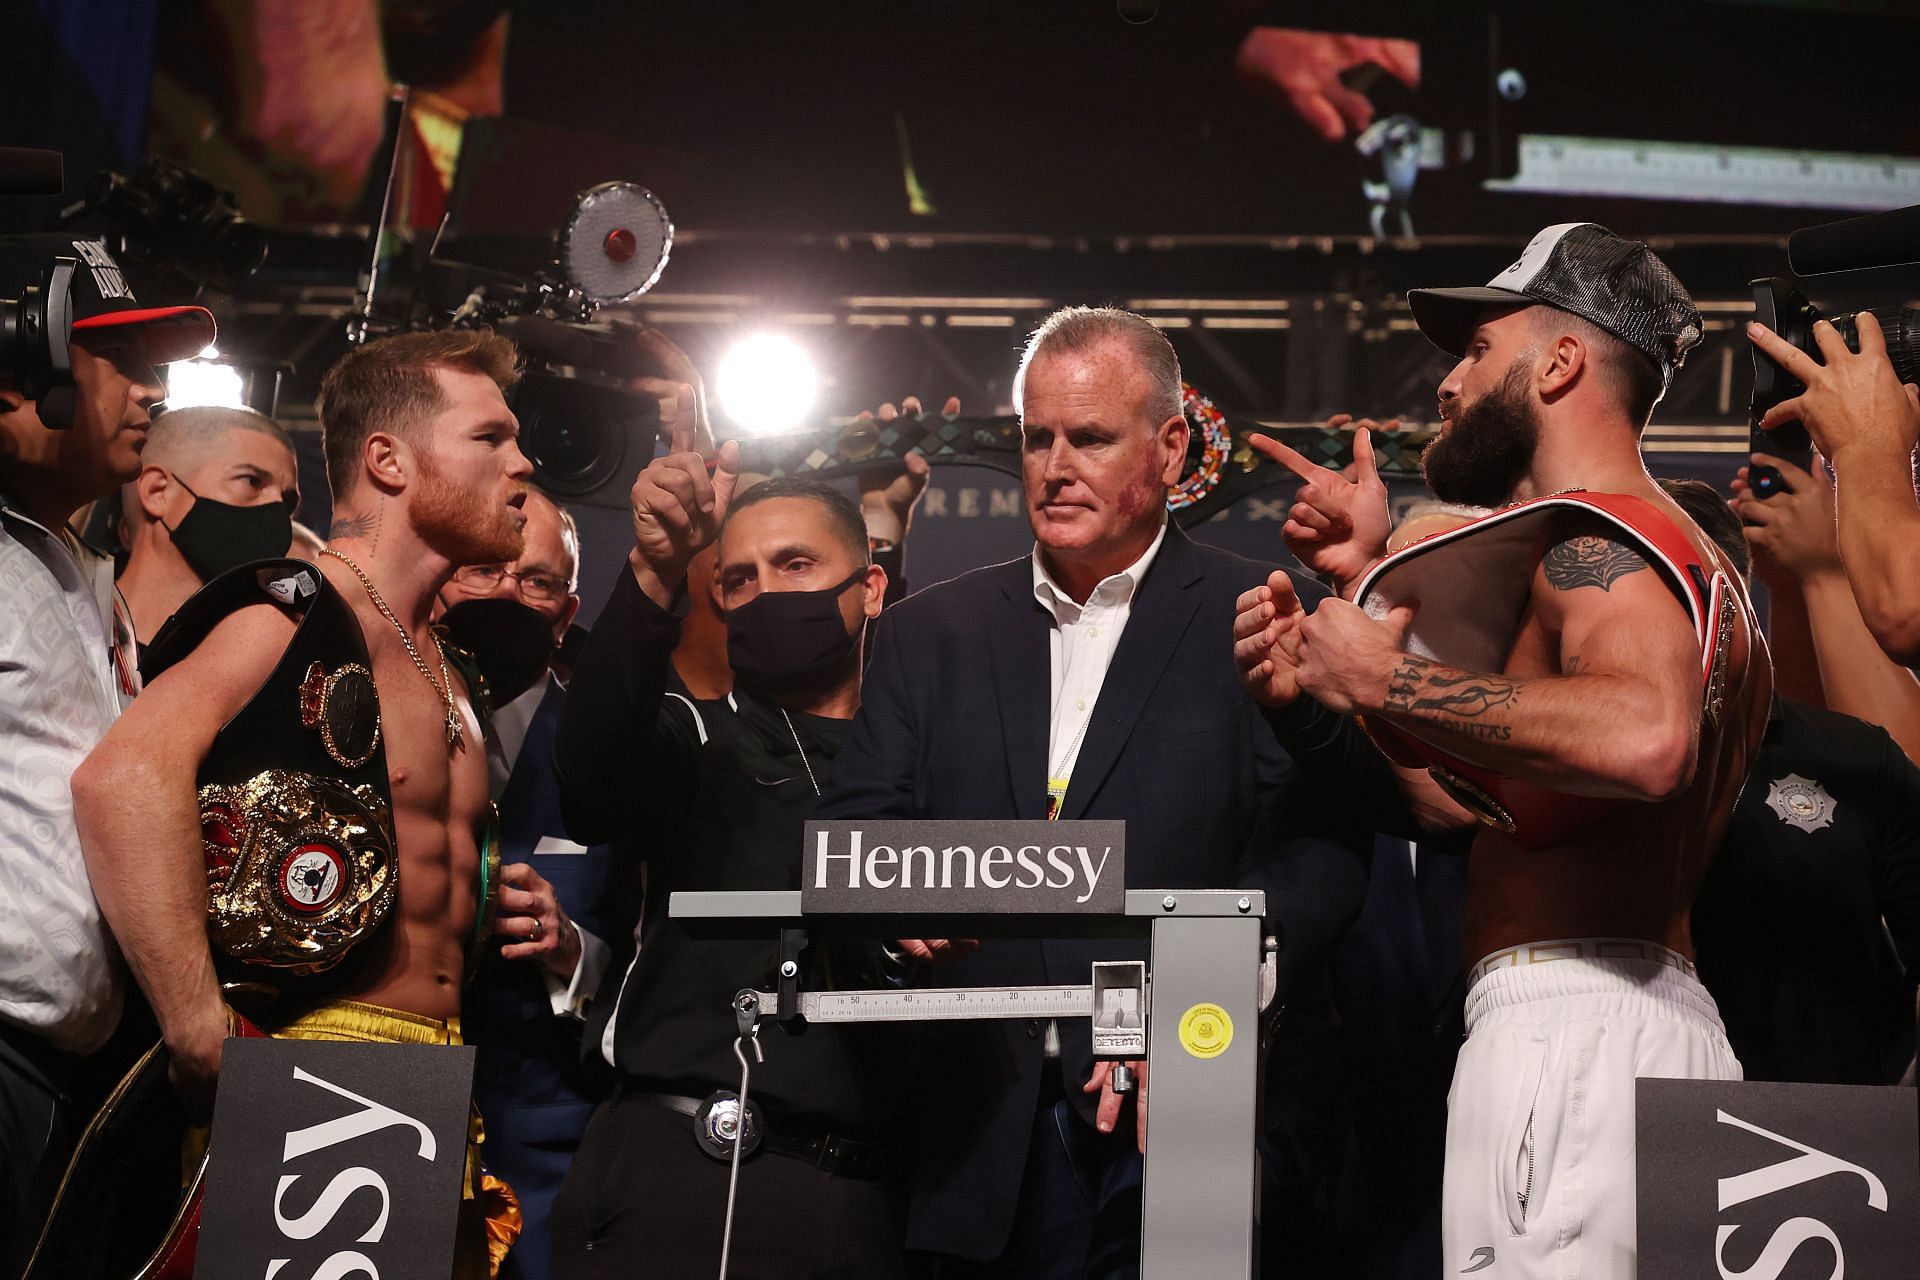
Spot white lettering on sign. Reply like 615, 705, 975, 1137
283, 1066, 439, 1162
273, 1168, 390, 1242
812, 827, 1115, 903
1712, 1108, 1890, 1280
1715, 1109, 1889, 1212
265, 1254, 381, 1280
1713, 1219, 1841, 1280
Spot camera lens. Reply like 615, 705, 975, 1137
1827, 306, 1920, 386
510, 370, 661, 502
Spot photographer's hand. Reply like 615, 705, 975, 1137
1732, 454, 1842, 586
1749, 312, 1920, 468
1751, 312, 1920, 664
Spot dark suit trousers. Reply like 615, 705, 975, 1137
932, 1067, 1143, 1280
0, 1028, 69, 1280
550, 1093, 906, 1280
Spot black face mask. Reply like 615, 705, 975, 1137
724, 568, 866, 695
165, 475, 294, 583
438, 597, 558, 706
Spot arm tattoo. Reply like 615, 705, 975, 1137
1385, 655, 1518, 742
1543, 535, 1649, 593
329, 512, 376, 539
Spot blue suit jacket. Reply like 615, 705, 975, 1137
814, 525, 1368, 1259
463, 679, 621, 1280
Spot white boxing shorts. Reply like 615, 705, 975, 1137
1441, 939, 1741, 1280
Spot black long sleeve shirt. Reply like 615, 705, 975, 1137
554, 568, 902, 1133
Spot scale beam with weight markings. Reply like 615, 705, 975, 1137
671, 887, 1280, 1279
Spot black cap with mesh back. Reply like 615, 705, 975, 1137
1408, 223, 1704, 389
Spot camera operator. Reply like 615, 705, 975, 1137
1730, 450, 1920, 765
115, 404, 299, 663
0, 233, 208, 1277
1748, 312, 1920, 663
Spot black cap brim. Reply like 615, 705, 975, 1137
1406, 286, 1534, 359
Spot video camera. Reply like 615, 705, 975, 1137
4, 153, 260, 425
1748, 204, 1920, 498
59, 159, 269, 288
401, 181, 677, 509
0, 255, 78, 427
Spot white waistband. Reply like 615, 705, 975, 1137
1463, 937, 1724, 1037
1467, 937, 1695, 987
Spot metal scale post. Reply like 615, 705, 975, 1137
671, 887, 1275, 1279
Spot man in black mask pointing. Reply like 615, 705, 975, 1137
547, 440, 910, 1277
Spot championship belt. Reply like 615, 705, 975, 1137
22, 1008, 268, 1280
735, 384, 1437, 529
1351, 490, 1741, 850
144, 559, 399, 991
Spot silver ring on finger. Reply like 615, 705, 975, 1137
530, 916, 543, 941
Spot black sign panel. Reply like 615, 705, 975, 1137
195, 1038, 476, 1280
801, 820, 1126, 914
1637, 1078, 1920, 1280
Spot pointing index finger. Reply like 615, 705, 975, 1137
1247, 433, 1336, 486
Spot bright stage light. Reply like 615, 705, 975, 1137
166, 345, 247, 411
716, 335, 817, 436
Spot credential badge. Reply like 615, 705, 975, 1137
1765, 773, 1836, 833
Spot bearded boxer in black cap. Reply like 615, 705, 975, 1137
1236, 223, 1772, 1278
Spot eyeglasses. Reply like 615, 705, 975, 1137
453, 563, 570, 603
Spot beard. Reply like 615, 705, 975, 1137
1422, 357, 1540, 509
413, 449, 523, 566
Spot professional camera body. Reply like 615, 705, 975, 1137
1748, 204, 1920, 498
398, 180, 677, 508
62, 159, 270, 287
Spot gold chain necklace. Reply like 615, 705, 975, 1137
321, 548, 464, 749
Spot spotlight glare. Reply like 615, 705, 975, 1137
166, 359, 247, 411
716, 335, 817, 436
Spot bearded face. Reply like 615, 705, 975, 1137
412, 444, 525, 567
1423, 353, 1541, 509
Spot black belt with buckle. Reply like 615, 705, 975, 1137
626, 1088, 893, 1181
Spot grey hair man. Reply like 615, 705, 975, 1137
116, 405, 299, 652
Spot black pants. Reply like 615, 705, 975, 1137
549, 1093, 907, 1280
0, 1026, 77, 1280
930, 1067, 1142, 1280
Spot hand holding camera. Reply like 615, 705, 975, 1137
1748, 309, 1920, 472
1731, 452, 1842, 588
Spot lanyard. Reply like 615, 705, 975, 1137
1045, 708, 1093, 822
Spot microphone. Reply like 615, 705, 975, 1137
1116, 0, 1161, 22
0, 148, 64, 197
1788, 203, 1920, 276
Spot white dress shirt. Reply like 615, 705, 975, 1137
1031, 520, 1168, 799
0, 496, 135, 1054
1029, 520, 1166, 1058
